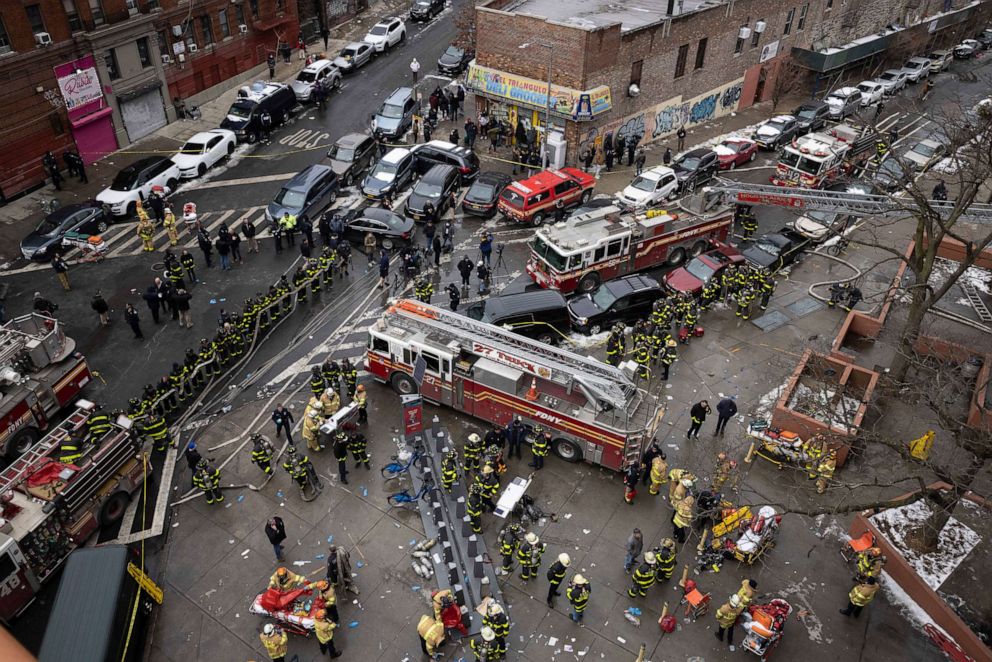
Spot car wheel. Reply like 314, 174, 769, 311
690, 241, 707, 257
551, 438, 582, 463
391, 372, 416, 395
382, 237, 395, 250
749, 151, 757, 162
126, 201, 137, 217
589, 323, 602, 335
536, 331, 556, 345
667, 247, 687, 266
7, 428, 39, 459
96, 219, 109, 233
247, 132, 258, 144
198, 163, 207, 177
400, 31, 406, 43
729, 161, 736, 171
342, 173, 352, 187
99, 491, 131, 527
578, 271, 601, 293
532, 212, 545, 226
227, 143, 235, 155
167, 178, 178, 192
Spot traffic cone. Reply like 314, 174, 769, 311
525, 377, 538, 401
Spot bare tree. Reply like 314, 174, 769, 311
770, 58, 809, 112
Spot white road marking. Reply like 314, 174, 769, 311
189, 172, 298, 190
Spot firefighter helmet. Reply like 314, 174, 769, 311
730, 594, 742, 608
558, 553, 571, 567
573, 574, 588, 585
481, 464, 493, 476
661, 537, 675, 550
276, 567, 288, 578
315, 609, 327, 621
468, 433, 481, 443
263, 623, 275, 635
644, 551, 657, 564
357, 384, 365, 392
525, 532, 538, 545
481, 626, 495, 642
315, 580, 329, 590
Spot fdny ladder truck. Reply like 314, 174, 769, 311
0, 401, 148, 622
0, 314, 91, 460
366, 300, 665, 471
772, 124, 878, 188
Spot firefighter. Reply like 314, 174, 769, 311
803, 434, 826, 479
313, 609, 342, 658
648, 451, 669, 495
198, 338, 219, 377
606, 323, 625, 366
259, 623, 288, 662
355, 384, 368, 424
293, 265, 308, 302
471, 626, 501, 661
737, 578, 758, 607
714, 593, 744, 646
736, 284, 756, 319
269, 566, 308, 590
659, 339, 677, 381
342, 358, 358, 398
153, 377, 172, 416
166, 254, 184, 285
307, 259, 322, 295
302, 409, 323, 452
172, 362, 192, 402
136, 211, 155, 252
185, 348, 204, 389
318, 247, 333, 289
816, 448, 837, 494
309, 366, 325, 398
277, 274, 292, 312
466, 483, 484, 533
417, 614, 446, 659
463, 433, 483, 472
496, 523, 522, 575
320, 387, 341, 417
738, 204, 758, 239
566, 575, 590, 623
482, 601, 510, 641
282, 445, 310, 489
672, 494, 695, 543
440, 451, 459, 492
840, 577, 879, 618
529, 425, 550, 470
700, 280, 720, 311
713, 452, 737, 491
546, 552, 570, 607
668, 469, 697, 502
759, 273, 776, 310
634, 340, 651, 381
322, 360, 341, 395
60, 432, 84, 464
193, 459, 224, 504
517, 532, 545, 581
681, 304, 699, 343
86, 406, 112, 440
655, 538, 677, 582
314, 580, 340, 623
251, 433, 275, 475
127, 397, 144, 419
856, 547, 886, 582
484, 423, 505, 451
721, 265, 738, 303
623, 462, 640, 504
348, 432, 371, 469
628, 550, 657, 597
180, 249, 197, 284
142, 412, 171, 452
475, 464, 499, 511
414, 276, 433, 303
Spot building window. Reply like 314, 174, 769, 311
125, 0, 138, 15
674, 43, 689, 79
630, 59, 643, 86
276, 0, 285, 11
734, 31, 745, 54
798, 2, 809, 30
826, 0, 833, 8
234, 4, 246, 26
26, 5, 47, 35
249, 0, 259, 19
0, 18, 11, 54
752, 22, 762, 47
137, 36, 151, 67
146, 0, 158, 8
200, 15, 214, 45
784, 8, 795, 35
89, 0, 105, 26
218, 8, 230, 38
105, 48, 120, 79
695, 38, 707, 69
63, 0, 82, 32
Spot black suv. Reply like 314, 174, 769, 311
672, 148, 719, 194
438, 44, 474, 75
327, 133, 377, 187
406, 164, 460, 222
466, 290, 571, 344
410, 0, 445, 21
566, 274, 663, 335
793, 101, 830, 134
412, 140, 480, 183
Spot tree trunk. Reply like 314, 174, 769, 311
890, 283, 929, 383
909, 455, 986, 553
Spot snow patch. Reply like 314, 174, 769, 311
928, 257, 992, 296
776, 577, 833, 644
880, 570, 955, 644
786, 383, 862, 433
870, 500, 981, 590
931, 157, 959, 174
566, 330, 609, 349
754, 380, 789, 419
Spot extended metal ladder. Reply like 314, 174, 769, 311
707, 180, 992, 225
0, 401, 95, 494
388, 300, 635, 410
960, 282, 992, 322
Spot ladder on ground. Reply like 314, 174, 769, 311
388, 299, 635, 410
0, 402, 95, 494
960, 282, 992, 323
707, 179, 992, 225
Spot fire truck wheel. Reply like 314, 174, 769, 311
7, 428, 40, 459
99, 491, 131, 527
577, 272, 601, 294
551, 438, 582, 463
690, 241, 707, 258
536, 331, 556, 345
391, 372, 417, 396
667, 247, 687, 266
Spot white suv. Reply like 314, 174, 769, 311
290, 59, 341, 101
902, 57, 932, 83
616, 166, 678, 209
364, 17, 406, 52
97, 156, 181, 217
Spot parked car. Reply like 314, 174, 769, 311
566, 275, 663, 335
96, 156, 180, 217
672, 148, 719, 192
902, 57, 932, 83
265, 164, 339, 227
342, 206, 414, 249
411, 139, 479, 182
741, 228, 809, 270
872, 156, 912, 192
466, 290, 571, 344
363, 17, 406, 52
220, 81, 296, 143
410, 0, 446, 21
927, 50, 952, 72
326, 133, 378, 187
793, 101, 831, 133
824, 87, 862, 119
372, 87, 420, 141
437, 44, 473, 75
461, 172, 512, 218
406, 164, 460, 222
790, 181, 868, 241
856, 81, 885, 107
334, 42, 375, 72
20, 201, 111, 261
977, 28, 992, 49
361, 147, 416, 201
903, 138, 947, 172
616, 165, 678, 209
753, 115, 799, 149
876, 69, 908, 95
663, 245, 744, 296
954, 39, 982, 59
714, 138, 758, 170
290, 59, 341, 101
171, 129, 237, 179
498, 168, 596, 225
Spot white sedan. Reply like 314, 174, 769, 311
615, 166, 678, 209
171, 129, 237, 179
857, 81, 885, 106
363, 17, 406, 52
875, 70, 908, 95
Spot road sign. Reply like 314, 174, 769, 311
127, 562, 164, 604
413, 354, 427, 386
401, 394, 423, 435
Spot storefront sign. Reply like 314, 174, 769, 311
53, 55, 103, 114
466, 63, 612, 119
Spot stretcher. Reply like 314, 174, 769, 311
747, 421, 810, 469
711, 505, 781, 566
249, 586, 326, 636
741, 599, 792, 660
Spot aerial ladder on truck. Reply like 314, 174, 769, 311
384, 299, 664, 466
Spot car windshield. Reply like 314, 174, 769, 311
370, 162, 397, 181
531, 236, 568, 271
629, 176, 657, 192
878, 159, 904, 179
685, 258, 717, 282
767, 119, 788, 130
379, 103, 404, 119
590, 286, 620, 310
806, 210, 835, 224
341, 47, 358, 57
416, 0, 431, 5
180, 141, 205, 155
880, 72, 897, 81
796, 108, 817, 119
328, 145, 355, 162
678, 156, 701, 170
35, 217, 65, 235
273, 188, 306, 208
444, 46, 464, 58
910, 142, 938, 158
111, 168, 141, 191
415, 181, 443, 198
467, 181, 496, 200
228, 101, 253, 119
369, 25, 388, 36
858, 84, 875, 93
297, 71, 317, 83
797, 156, 823, 175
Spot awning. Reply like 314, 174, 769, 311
70, 105, 113, 129
464, 61, 612, 121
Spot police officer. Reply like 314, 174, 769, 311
193, 459, 224, 504
440, 451, 458, 492
251, 433, 275, 475
445, 282, 460, 311
546, 552, 570, 607
506, 417, 526, 460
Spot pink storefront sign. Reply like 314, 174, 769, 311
54, 55, 118, 163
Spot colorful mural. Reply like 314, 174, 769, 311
466, 63, 613, 119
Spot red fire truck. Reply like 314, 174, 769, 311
0, 401, 148, 622
526, 198, 734, 294
772, 124, 878, 188
366, 300, 664, 471
0, 314, 92, 460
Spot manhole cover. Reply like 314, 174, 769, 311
786, 297, 825, 317
751, 310, 789, 331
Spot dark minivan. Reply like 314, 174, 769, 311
406, 164, 460, 222
220, 81, 296, 143
466, 290, 571, 344
413, 140, 480, 183
266, 164, 339, 226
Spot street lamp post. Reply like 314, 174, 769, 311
520, 41, 554, 167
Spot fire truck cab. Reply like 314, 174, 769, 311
773, 124, 877, 188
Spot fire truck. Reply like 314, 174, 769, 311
366, 300, 665, 471
772, 124, 878, 188
0, 314, 92, 460
526, 195, 735, 294
0, 401, 148, 622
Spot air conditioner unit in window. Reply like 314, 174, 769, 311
754, 20, 767, 33
178, 53, 186, 62
738, 26, 752, 39
188, 43, 198, 53
35, 32, 52, 46
162, 54, 172, 64
172, 25, 183, 37
239, 24, 248, 34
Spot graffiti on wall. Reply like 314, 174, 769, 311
578, 78, 744, 157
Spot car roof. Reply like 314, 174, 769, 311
360, 207, 402, 222
912, 138, 941, 148
882, 69, 904, 75
344, 41, 367, 49
336, 132, 371, 147
604, 274, 660, 294
639, 165, 676, 179
509, 169, 580, 192
906, 56, 931, 63
125, 156, 168, 172
481, 290, 567, 317
382, 147, 412, 163
286, 164, 333, 189
421, 164, 457, 183
681, 147, 714, 158
760, 234, 791, 246
186, 130, 229, 142
46, 202, 92, 221
475, 171, 512, 186
796, 100, 828, 110
858, 80, 882, 87
829, 86, 859, 95
303, 59, 334, 71
385, 87, 414, 103
768, 114, 796, 122
418, 140, 473, 157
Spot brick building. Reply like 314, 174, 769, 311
0, 0, 299, 201
469, 0, 991, 165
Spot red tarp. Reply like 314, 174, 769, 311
27, 459, 73, 487
259, 587, 309, 612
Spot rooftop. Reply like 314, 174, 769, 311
502, 0, 716, 32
